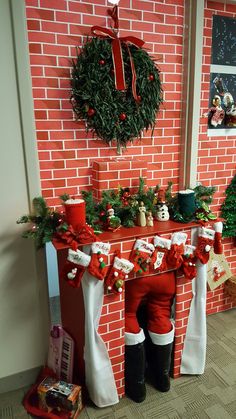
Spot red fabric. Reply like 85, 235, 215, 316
214, 232, 223, 254
195, 236, 213, 264
105, 266, 125, 293
181, 255, 197, 280
125, 272, 176, 335
129, 249, 152, 274
167, 243, 184, 269
91, 26, 144, 101
63, 260, 86, 288
88, 253, 108, 280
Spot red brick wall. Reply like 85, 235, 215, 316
198, 0, 236, 312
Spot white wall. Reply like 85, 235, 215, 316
0, 0, 49, 381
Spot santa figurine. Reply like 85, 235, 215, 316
208, 95, 225, 127
106, 204, 121, 231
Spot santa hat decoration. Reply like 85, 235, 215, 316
129, 239, 155, 275
195, 226, 215, 264
151, 235, 171, 272
181, 244, 197, 280
64, 248, 91, 288
105, 256, 134, 293
213, 221, 223, 254
88, 241, 111, 280
167, 232, 188, 269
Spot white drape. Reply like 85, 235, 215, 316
180, 261, 207, 374
81, 264, 119, 407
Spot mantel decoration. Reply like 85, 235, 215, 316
17, 180, 217, 249
70, 4, 162, 153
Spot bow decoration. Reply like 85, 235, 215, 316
91, 25, 145, 102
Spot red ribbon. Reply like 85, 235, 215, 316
91, 26, 145, 101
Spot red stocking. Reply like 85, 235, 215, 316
151, 235, 171, 272
195, 227, 215, 264
129, 239, 154, 274
88, 241, 110, 280
64, 248, 91, 288
213, 221, 223, 254
167, 232, 187, 269
181, 245, 197, 280
105, 256, 134, 293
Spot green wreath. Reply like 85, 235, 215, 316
71, 36, 163, 152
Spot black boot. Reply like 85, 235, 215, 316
125, 342, 146, 403
151, 342, 173, 392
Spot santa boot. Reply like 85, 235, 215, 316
148, 326, 174, 392
167, 232, 188, 269
195, 226, 215, 264
129, 239, 154, 275
213, 221, 223, 254
151, 236, 171, 272
64, 248, 91, 288
88, 241, 110, 280
125, 330, 146, 403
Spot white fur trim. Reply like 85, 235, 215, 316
67, 249, 91, 267
113, 257, 134, 273
125, 329, 145, 345
134, 239, 154, 254
213, 221, 223, 233
171, 232, 188, 245
198, 227, 215, 240
91, 241, 110, 255
153, 236, 171, 250
178, 189, 194, 195
184, 244, 196, 256
149, 322, 175, 345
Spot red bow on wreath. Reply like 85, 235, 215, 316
91, 25, 145, 102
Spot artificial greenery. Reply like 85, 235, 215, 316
16, 197, 64, 249
221, 175, 236, 239
71, 36, 162, 153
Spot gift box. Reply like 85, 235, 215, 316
37, 377, 82, 418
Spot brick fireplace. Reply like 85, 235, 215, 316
53, 158, 235, 399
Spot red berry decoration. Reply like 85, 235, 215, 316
100, 211, 105, 217
99, 59, 105, 65
149, 74, 154, 81
137, 95, 141, 102
87, 108, 95, 117
119, 113, 127, 121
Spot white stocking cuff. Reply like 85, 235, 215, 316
125, 328, 145, 345
148, 322, 175, 345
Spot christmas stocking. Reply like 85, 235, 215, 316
151, 236, 171, 272
88, 241, 111, 281
195, 226, 215, 264
129, 239, 155, 275
105, 256, 134, 293
213, 221, 223, 254
167, 232, 188, 269
181, 244, 197, 280
64, 248, 91, 288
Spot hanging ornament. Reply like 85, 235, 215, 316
87, 108, 96, 117
119, 112, 127, 121
99, 59, 105, 65
149, 74, 154, 81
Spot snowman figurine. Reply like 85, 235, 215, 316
156, 188, 170, 221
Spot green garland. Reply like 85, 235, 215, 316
221, 175, 236, 238
71, 36, 162, 152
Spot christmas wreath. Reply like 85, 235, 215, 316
71, 24, 162, 152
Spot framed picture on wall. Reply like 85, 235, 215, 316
208, 15, 236, 135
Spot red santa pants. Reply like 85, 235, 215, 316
125, 271, 176, 335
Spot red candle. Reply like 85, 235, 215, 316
64, 199, 86, 231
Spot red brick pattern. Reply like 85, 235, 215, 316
198, 0, 236, 313
24, 0, 236, 395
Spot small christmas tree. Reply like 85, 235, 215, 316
221, 175, 236, 241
